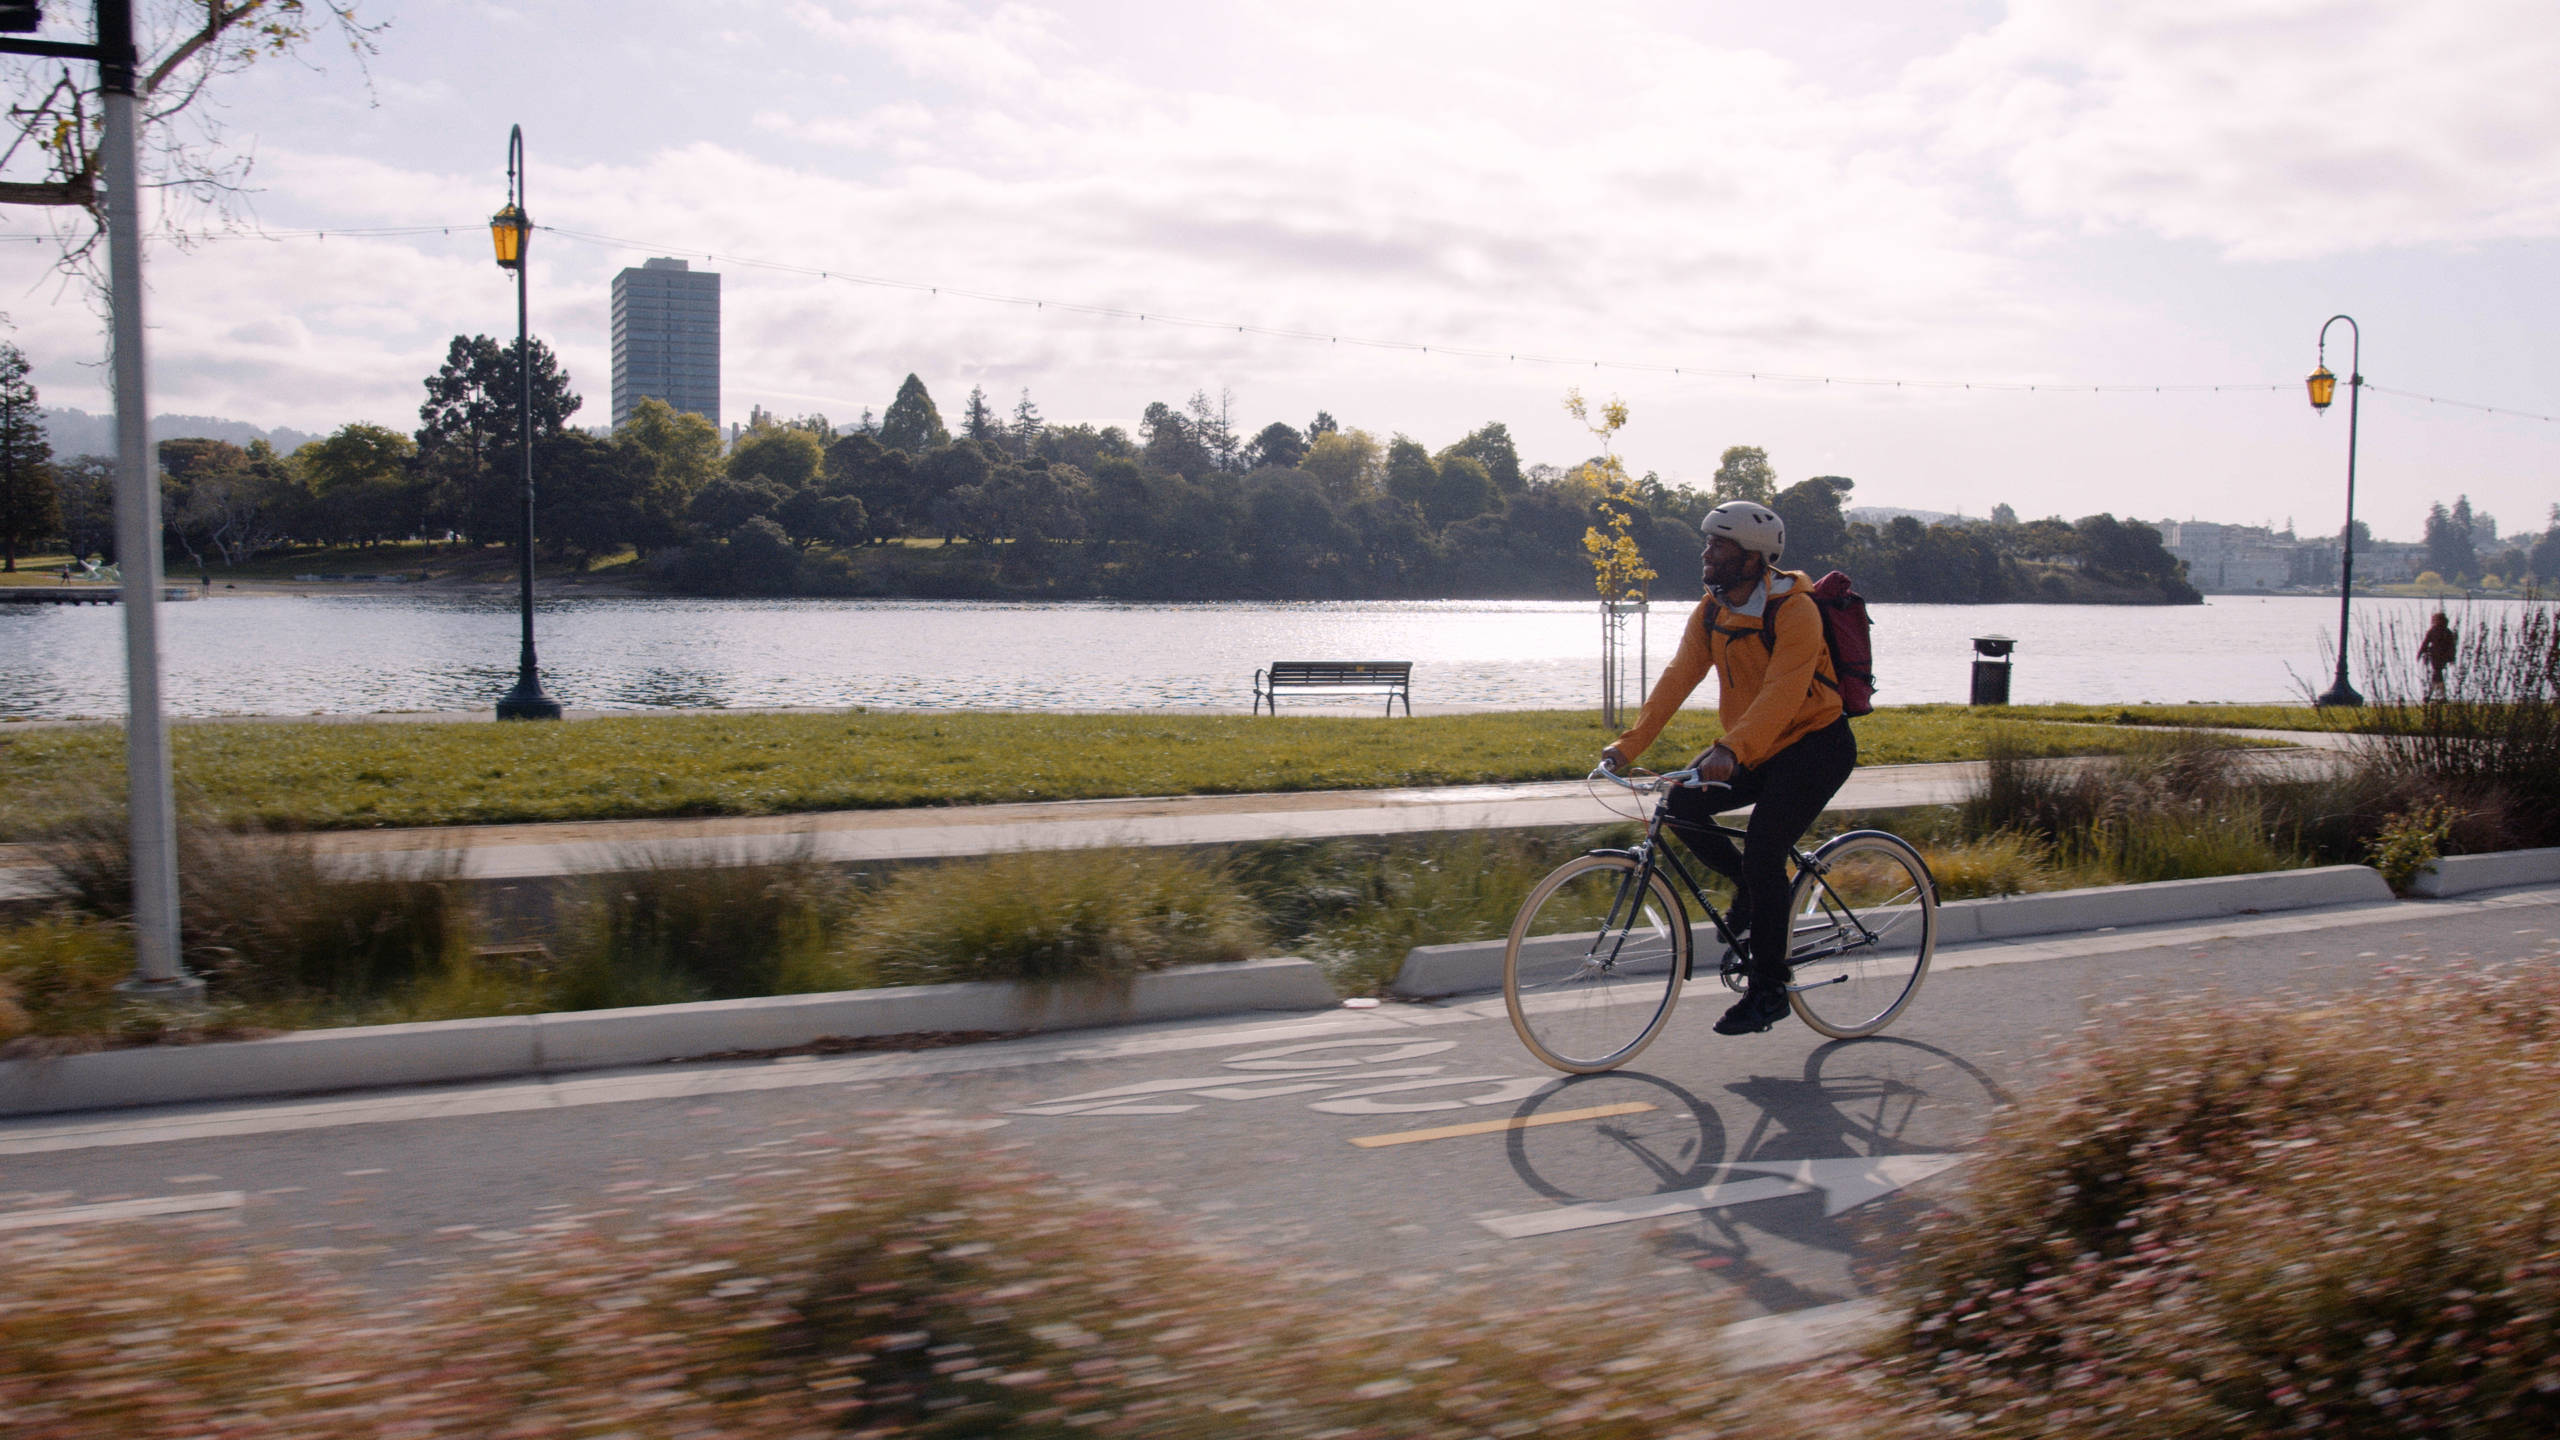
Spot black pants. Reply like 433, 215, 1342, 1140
1663, 717, 1857, 987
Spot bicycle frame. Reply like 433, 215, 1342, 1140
1587, 770, 1884, 985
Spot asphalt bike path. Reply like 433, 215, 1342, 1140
6, 884, 2552, 1342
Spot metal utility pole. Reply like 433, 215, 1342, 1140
0, 2, 197, 997
100, 0, 192, 996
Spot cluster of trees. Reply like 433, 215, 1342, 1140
2422, 495, 2560, 588
1764, 480, 2201, 604
0, 337, 2328, 606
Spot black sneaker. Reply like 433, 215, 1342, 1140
1714, 986, 1790, 1036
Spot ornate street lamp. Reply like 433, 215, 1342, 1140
492, 124, 561, 720
2308, 316, 2362, 708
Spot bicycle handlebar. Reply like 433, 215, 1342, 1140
1589, 764, 1730, 793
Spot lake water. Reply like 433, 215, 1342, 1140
0, 592, 2466, 721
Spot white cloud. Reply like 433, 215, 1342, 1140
2, 0, 2552, 534
1915, 0, 2560, 258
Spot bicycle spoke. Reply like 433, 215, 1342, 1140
1784, 833, 1937, 1039
1505, 855, 1689, 1073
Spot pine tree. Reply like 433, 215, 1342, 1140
1010, 389, 1044, 460
0, 343, 60, 572
879, 374, 948, 455
962, 385, 999, 445
1187, 388, 1239, 471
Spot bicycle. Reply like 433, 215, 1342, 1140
1501, 764, 1939, 1074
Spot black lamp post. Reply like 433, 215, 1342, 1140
491, 124, 561, 721
2307, 315, 2362, 708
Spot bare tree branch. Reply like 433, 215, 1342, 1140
145, 3, 258, 98
0, 1, 384, 289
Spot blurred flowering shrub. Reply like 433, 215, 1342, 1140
2, 1133, 1884, 1438
1887, 970, 2560, 1438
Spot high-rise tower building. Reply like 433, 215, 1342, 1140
609, 257, 720, 429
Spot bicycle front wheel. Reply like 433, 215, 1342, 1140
1784, 830, 1937, 1039
1505, 853, 1691, 1074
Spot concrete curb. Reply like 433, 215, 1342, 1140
0, 957, 1338, 1119
1392, 864, 2397, 998
2410, 847, 2560, 899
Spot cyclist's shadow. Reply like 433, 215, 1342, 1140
1498, 1039, 2010, 1307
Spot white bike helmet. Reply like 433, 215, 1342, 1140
1701, 500, 1785, 560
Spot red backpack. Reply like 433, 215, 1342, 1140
1803, 570, 1876, 716
1714, 571, 1876, 717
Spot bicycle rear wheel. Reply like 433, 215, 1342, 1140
1505, 853, 1691, 1073
1784, 830, 1937, 1039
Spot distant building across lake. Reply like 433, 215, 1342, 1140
2154, 519, 2423, 591
610, 257, 720, 430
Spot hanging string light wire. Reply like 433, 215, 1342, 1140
9, 218, 2555, 421
2364, 383, 2558, 424
530, 223, 2285, 396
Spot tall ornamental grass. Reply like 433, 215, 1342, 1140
550, 845, 856, 1009
0, 913, 139, 1050
1231, 825, 1639, 994
1884, 970, 2560, 1439
2343, 601, 2560, 848
1956, 731, 2306, 885
34, 808, 462, 1013
841, 845, 1265, 986
1919, 830, 2091, 899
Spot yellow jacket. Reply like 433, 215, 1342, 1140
1614, 570, 1844, 770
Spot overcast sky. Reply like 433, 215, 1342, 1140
4, 0, 2556, 542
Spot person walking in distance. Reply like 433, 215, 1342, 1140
2418, 611, 2458, 701
1600, 501, 1857, 1036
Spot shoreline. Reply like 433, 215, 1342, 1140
13, 568, 2525, 606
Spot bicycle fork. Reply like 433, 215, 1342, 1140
1584, 861, 1653, 973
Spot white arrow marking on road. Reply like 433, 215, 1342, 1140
1007, 1066, 1452, 1116
1475, 1152, 1974, 1238
1305, 1074, 1561, 1115
1219, 1038, 1458, 1070
1479, 1177, 1807, 1239
1722, 1153, 1975, 1217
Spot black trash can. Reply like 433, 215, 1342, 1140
1969, 635, 2016, 706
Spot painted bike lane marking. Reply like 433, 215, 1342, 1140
1004, 1036, 1588, 1121
1475, 1153, 1973, 1238
1348, 1101, 1659, 1148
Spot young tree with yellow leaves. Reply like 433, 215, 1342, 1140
1566, 389, 1657, 724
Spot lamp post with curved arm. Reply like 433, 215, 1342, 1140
491, 124, 562, 720
2307, 315, 2363, 708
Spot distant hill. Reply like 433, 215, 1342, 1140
1846, 505, 1965, 527
39, 407, 322, 459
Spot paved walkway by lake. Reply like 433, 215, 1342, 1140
0, 736, 2346, 896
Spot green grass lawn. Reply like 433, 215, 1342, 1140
1983, 701, 2349, 733
0, 704, 2281, 839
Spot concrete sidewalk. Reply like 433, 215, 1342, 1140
0, 744, 2345, 895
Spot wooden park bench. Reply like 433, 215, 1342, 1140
1252, 660, 1413, 716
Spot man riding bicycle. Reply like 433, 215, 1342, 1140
1599, 500, 1856, 1036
